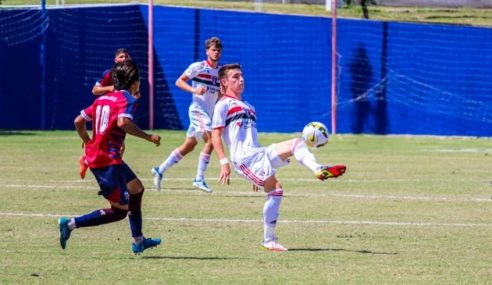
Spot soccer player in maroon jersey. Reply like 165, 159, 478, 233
59, 60, 162, 254
92, 48, 131, 96
79, 48, 132, 179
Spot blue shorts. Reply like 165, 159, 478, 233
90, 163, 137, 205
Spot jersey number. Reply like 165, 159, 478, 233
95, 105, 110, 134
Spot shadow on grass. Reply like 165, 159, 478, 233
288, 247, 397, 255
141, 256, 240, 260
0, 130, 38, 136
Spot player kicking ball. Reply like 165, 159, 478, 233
211, 63, 346, 252
59, 60, 162, 255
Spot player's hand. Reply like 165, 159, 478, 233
119, 143, 125, 157
252, 185, 260, 192
148, 134, 161, 146
217, 164, 230, 185
194, 86, 207, 95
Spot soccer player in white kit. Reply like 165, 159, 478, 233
211, 64, 347, 251
151, 37, 222, 193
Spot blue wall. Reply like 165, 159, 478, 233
0, 5, 491, 136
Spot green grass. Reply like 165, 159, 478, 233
0, 130, 491, 284
2, 0, 492, 27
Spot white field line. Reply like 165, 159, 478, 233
1, 182, 491, 203
0, 212, 490, 228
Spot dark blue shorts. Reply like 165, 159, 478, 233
90, 163, 137, 205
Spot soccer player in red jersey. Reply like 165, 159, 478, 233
59, 60, 162, 254
92, 48, 131, 96
79, 48, 132, 179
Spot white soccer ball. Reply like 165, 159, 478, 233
302, 121, 329, 148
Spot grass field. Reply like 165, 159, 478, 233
0, 130, 491, 284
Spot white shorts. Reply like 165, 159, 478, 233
186, 106, 212, 140
232, 144, 290, 188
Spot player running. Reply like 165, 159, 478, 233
211, 63, 346, 252
59, 60, 162, 255
151, 37, 222, 193
79, 48, 132, 179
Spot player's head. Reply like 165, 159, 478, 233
114, 48, 131, 63
111, 60, 140, 93
205, 37, 222, 62
218, 63, 243, 95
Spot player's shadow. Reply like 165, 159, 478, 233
0, 131, 37, 136
141, 256, 240, 260
288, 247, 397, 255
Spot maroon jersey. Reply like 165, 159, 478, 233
80, 90, 137, 169
95, 69, 113, 87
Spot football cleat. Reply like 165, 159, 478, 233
315, 164, 346, 180
151, 167, 163, 191
132, 237, 161, 254
192, 179, 213, 193
261, 240, 288, 252
58, 217, 72, 250
79, 156, 88, 180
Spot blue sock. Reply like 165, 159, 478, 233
74, 208, 127, 228
128, 190, 144, 238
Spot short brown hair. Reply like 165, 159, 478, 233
218, 63, 241, 80
205, 37, 223, 50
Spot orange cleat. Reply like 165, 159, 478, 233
315, 164, 346, 180
79, 156, 88, 179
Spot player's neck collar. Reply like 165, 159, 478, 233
222, 94, 241, 100
206, 59, 218, 68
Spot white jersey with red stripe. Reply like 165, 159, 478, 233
212, 95, 261, 162
184, 60, 220, 116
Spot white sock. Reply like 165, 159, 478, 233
291, 138, 321, 172
263, 189, 283, 243
158, 149, 183, 174
133, 235, 144, 244
195, 152, 210, 181
68, 218, 76, 230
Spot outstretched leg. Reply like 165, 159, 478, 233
276, 138, 346, 180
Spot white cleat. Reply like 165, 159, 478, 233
192, 179, 213, 193
261, 240, 288, 252
151, 167, 163, 191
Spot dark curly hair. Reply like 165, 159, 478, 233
111, 60, 139, 91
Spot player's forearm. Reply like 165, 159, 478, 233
92, 85, 114, 96
175, 78, 195, 94
118, 118, 151, 141
74, 115, 90, 143
211, 130, 227, 160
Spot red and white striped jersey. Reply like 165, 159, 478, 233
184, 60, 220, 116
212, 95, 261, 161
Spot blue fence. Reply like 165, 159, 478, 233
0, 5, 490, 136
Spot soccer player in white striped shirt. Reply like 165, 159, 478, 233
152, 37, 222, 193
211, 63, 346, 252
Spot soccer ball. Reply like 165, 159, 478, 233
302, 121, 329, 148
